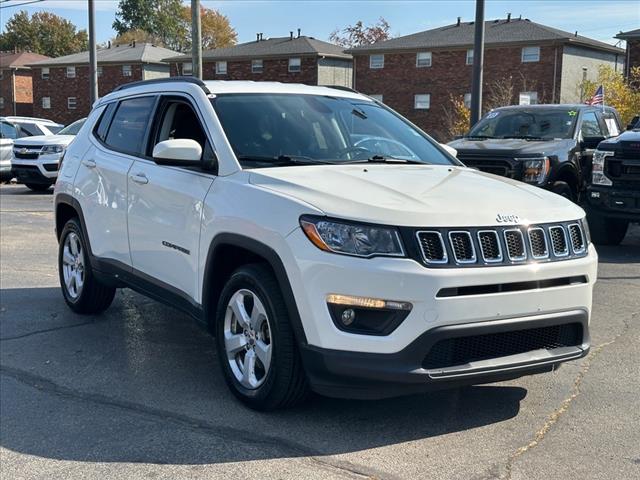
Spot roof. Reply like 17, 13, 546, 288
491, 104, 617, 111
27, 43, 180, 67
0, 52, 50, 69
347, 17, 624, 55
615, 28, 640, 40
163, 35, 351, 62
1, 116, 62, 125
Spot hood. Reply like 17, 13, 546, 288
448, 137, 575, 156
249, 164, 584, 227
598, 129, 640, 148
13, 134, 75, 146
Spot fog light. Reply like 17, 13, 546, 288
326, 294, 412, 336
341, 308, 356, 326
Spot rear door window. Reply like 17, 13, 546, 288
580, 112, 604, 138
104, 96, 156, 156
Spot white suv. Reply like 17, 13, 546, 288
54, 79, 597, 410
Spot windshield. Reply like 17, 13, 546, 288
468, 108, 578, 140
211, 94, 457, 167
58, 118, 85, 136
47, 125, 64, 134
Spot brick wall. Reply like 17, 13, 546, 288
32, 64, 143, 124
0, 69, 35, 116
626, 39, 640, 78
353, 44, 562, 140
171, 56, 319, 85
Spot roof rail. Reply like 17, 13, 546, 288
326, 85, 360, 94
114, 76, 210, 94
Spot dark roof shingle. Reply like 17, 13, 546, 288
615, 28, 640, 39
27, 43, 180, 67
0, 52, 50, 69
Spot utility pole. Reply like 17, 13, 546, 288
191, 0, 202, 79
88, 0, 98, 104
470, 0, 485, 128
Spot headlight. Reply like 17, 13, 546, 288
300, 216, 405, 257
41, 145, 65, 155
592, 150, 613, 186
517, 157, 550, 185
580, 217, 591, 245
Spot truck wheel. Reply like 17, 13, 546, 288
25, 183, 51, 192
215, 264, 309, 410
551, 181, 575, 202
58, 218, 116, 313
587, 212, 629, 246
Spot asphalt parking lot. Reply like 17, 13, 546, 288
0, 183, 638, 480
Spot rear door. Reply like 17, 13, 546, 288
126, 94, 215, 302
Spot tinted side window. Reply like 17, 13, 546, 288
105, 96, 156, 156
580, 112, 603, 137
94, 103, 117, 142
0, 121, 19, 139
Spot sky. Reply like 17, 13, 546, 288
0, 0, 638, 47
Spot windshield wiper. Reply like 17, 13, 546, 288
463, 135, 495, 140
236, 154, 335, 166
345, 155, 424, 165
501, 135, 545, 141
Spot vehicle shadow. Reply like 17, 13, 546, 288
595, 224, 640, 265
0, 286, 527, 466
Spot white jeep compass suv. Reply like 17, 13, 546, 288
54, 78, 597, 410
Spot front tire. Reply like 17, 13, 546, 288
587, 212, 629, 245
58, 218, 116, 313
215, 264, 309, 410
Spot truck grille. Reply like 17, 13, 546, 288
457, 156, 514, 178
422, 323, 583, 369
413, 221, 586, 268
13, 145, 42, 160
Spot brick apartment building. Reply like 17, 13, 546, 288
0, 52, 49, 117
615, 28, 640, 79
28, 43, 180, 124
165, 32, 353, 87
347, 17, 624, 138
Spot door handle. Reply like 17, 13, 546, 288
130, 172, 149, 185
82, 159, 96, 168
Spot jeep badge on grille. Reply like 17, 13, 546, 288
496, 213, 521, 223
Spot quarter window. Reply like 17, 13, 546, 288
66, 66, 76, 78
104, 96, 156, 156
41, 67, 50, 80
416, 52, 432, 67
252, 59, 263, 73
369, 54, 384, 69
466, 49, 474, 65
42, 97, 51, 109
580, 112, 604, 138
122, 65, 132, 77
288, 57, 301, 72
216, 61, 227, 74
94, 103, 117, 142
414, 94, 431, 109
68, 97, 77, 110
522, 46, 540, 63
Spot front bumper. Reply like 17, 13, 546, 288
586, 186, 640, 222
11, 155, 60, 184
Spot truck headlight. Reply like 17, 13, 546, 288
592, 150, 613, 186
300, 215, 405, 257
41, 145, 66, 155
517, 157, 550, 185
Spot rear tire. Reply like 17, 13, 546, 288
587, 211, 629, 246
25, 183, 51, 192
215, 264, 309, 410
58, 218, 116, 313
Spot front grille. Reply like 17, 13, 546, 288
528, 227, 548, 258
504, 229, 526, 261
417, 231, 447, 263
549, 226, 568, 256
422, 323, 583, 369
458, 156, 515, 178
13, 145, 42, 160
477, 231, 502, 261
568, 224, 585, 253
449, 231, 475, 263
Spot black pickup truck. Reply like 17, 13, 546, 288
585, 120, 640, 245
448, 104, 622, 202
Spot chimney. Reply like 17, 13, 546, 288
518, 14, 522, 20
575, 31, 578, 37
457, 17, 461, 26
260, 33, 263, 40
108, 40, 111, 49
256, 33, 260, 42
297, 28, 301, 38
133, 40, 136, 47
507, 13, 511, 22
290, 31, 294, 40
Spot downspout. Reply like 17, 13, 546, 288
11, 68, 17, 115
552, 45, 558, 104
352, 56, 356, 90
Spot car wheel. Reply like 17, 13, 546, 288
215, 264, 309, 410
25, 183, 51, 192
551, 181, 575, 202
587, 211, 629, 246
58, 218, 116, 313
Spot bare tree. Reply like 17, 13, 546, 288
329, 18, 391, 48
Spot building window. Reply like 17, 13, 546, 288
97, 66, 103, 77
0, 97, 4, 109
522, 46, 540, 63
66, 66, 76, 78
182, 62, 193, 76
369, 94, 383, 102
42, 97, 51, 109
414, 94, 431, 109
464, 93, 472, 108
216, 61, 227, 74
466, 49, 474, 65
288, 57, 301, 72
519, 91, 538, 105
68, 97, 77, 110
0, 71, 3, 81
41, 68, 50, 80
369, 54, 384, 69
416, 52, 432, 67
252, 59, 263, 73
122, 65, 132, 77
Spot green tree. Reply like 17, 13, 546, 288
578, 65, 640, 125
0, 11, 88, 57
113, 0, 186, 51
179, 5, 237, 50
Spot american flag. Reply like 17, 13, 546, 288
586, 85, 604, 105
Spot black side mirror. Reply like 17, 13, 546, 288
581, 136, 605, 150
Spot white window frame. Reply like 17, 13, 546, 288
97, 66, 103, 77
66, 66, 76, 78
521, 46, 540, 63
67, 97, 77, 110
466, 49, 474, 65
416, 51, 432, 67
0, 97, 4, 109
288, 57, 301, 73
414, 94, 431, 110
41, 67, 50, 80
251, 59, 263, 73
42, 97, 51, 109
519, 91, 538, 105
369, 94, 384, 102
182, 62, 193, 76
216, 61, 227, 74
122, 64, 132, 77
464, 93, 472, 108
369, 54, 384, 69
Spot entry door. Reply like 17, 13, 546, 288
127, 97, 215, 301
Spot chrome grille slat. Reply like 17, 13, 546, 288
568, 223, 585, 254
504, 229, 526, 261
448, 231, 476, 264
549, 226, 569, 257
416, 231, 448, 264
477, 230, 502, 262
528, 227, 549, 259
